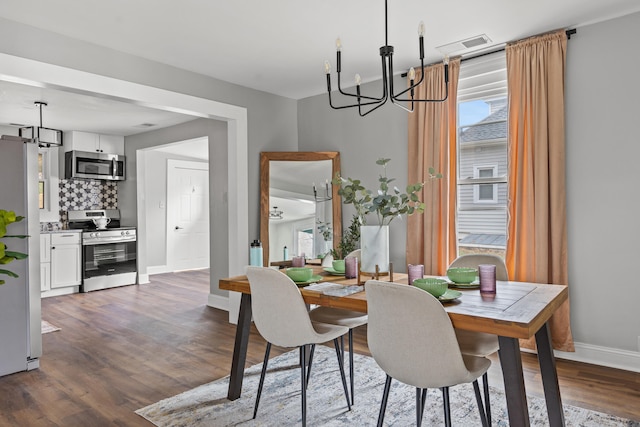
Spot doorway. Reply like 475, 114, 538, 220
139, 137, 210, 275
167, 159, 210, 271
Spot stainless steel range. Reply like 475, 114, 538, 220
68, 210, 137, 292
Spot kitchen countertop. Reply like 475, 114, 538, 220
40, 229, 83, 234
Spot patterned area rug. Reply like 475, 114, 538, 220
137, 346, 638, 426
41, 320, 61, 334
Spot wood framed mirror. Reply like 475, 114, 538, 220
260, 152, 341, 266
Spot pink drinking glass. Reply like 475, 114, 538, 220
345, 256, 358, 279
408, 264, 424, 285
478, 264, 497, 293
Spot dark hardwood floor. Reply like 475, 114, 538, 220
0, 270, 638, 426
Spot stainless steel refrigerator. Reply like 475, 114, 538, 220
0, 136, 42, 376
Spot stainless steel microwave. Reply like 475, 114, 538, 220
65, 150, 125, 181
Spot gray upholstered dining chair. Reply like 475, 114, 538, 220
310, 247, 367, 405
245, 267, 351, 426
308, 307, 367, 405
448, 254, 508, 424
365, 280, 491, 427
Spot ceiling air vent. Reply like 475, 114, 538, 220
135, 123, 156, 128
436, 34, 492, 56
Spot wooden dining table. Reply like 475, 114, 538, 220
219, 266, 569, 427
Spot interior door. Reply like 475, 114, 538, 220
167, 160, 210, 271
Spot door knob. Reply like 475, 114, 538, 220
175, 226, 184, 230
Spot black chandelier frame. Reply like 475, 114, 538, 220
325, 0, 449, 117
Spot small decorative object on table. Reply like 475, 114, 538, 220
292, 256, 305, 267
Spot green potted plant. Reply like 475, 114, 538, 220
329, 214, 360, 260
0, 210, 29, 285
333, 158, 441, 272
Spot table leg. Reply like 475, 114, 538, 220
535, 322, 566, 427
227, 293, 252, 400
498, 336, 530, 427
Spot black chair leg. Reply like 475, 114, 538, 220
442, 387, 452, 427
300, 346, 307, 427
420, 388, 428, 420
377, 375, 393, 427
348, 329, 355, 405
333, 338, 352, 411
472, 379, 489, 427
416, 388, 423, 427
483, 372, 492, 426
305, 344, 316, 387
253, 342, 271, 419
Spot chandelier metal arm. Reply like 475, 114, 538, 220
323, 0, 449, 116
335, 51, 386, 102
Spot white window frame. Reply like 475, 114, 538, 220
473, 165, 498, 203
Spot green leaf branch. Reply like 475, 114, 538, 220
333, 158, 441, 226
0, 209, 29, 285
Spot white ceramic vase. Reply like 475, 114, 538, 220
360, 225, 389, 273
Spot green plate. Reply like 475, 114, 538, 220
438, 289, 462, 302
449, 281, 480, 289
323, 267, 345, 276
294, 275, 323, 285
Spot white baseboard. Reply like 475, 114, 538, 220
147, 265, 173, 275
207, 293, 229, 312
554, 342, 640, 373
137, 273, 150, 284
41, 286, 79, 298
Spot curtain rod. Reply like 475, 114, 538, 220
461, 28, 576, 63
401, 28, 576, 76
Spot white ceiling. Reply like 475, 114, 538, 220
2, 0, 640, 135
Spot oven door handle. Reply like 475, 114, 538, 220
83, 237, 136, 245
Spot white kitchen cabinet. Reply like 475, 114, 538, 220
39, 234, 51, 292
64, 131, 124, 154
40, 263, 51, 292
50, 233, 81, 289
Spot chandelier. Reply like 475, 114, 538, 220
19, 101, 64, 147
269, 206, 284, 220
324, 0, 449, 117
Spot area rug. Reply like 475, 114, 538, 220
41, 320, 61, 334
137, 346, 638, 426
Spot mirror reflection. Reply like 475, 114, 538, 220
260, 152, 341, 266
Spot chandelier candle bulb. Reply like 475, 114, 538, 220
324, 60, 331, 74
336, 38, 342, 51
418, 21, 425, 36
408, 67, 416, 81
355, 74, 362, 86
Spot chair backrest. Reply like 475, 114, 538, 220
345, 249, 361, 261
449, 254, 508, 281
365, 280, 475, 388
246, 267, 319, 347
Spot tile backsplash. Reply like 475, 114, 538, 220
42, 179, 118, 229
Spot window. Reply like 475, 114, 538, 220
474, 165, 498, 203
37, 148, 60, 222
456, 52, 508, 258
296, 228, 314, 258
38, 152, 46, 209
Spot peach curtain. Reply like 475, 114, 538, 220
506, 30, 574, 351
407, 59, 460, 275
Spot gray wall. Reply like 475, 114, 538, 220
564, 12, 640, 353
1, 18, 299, 296
298, 75, 412, 270
298, 13, 640, 356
